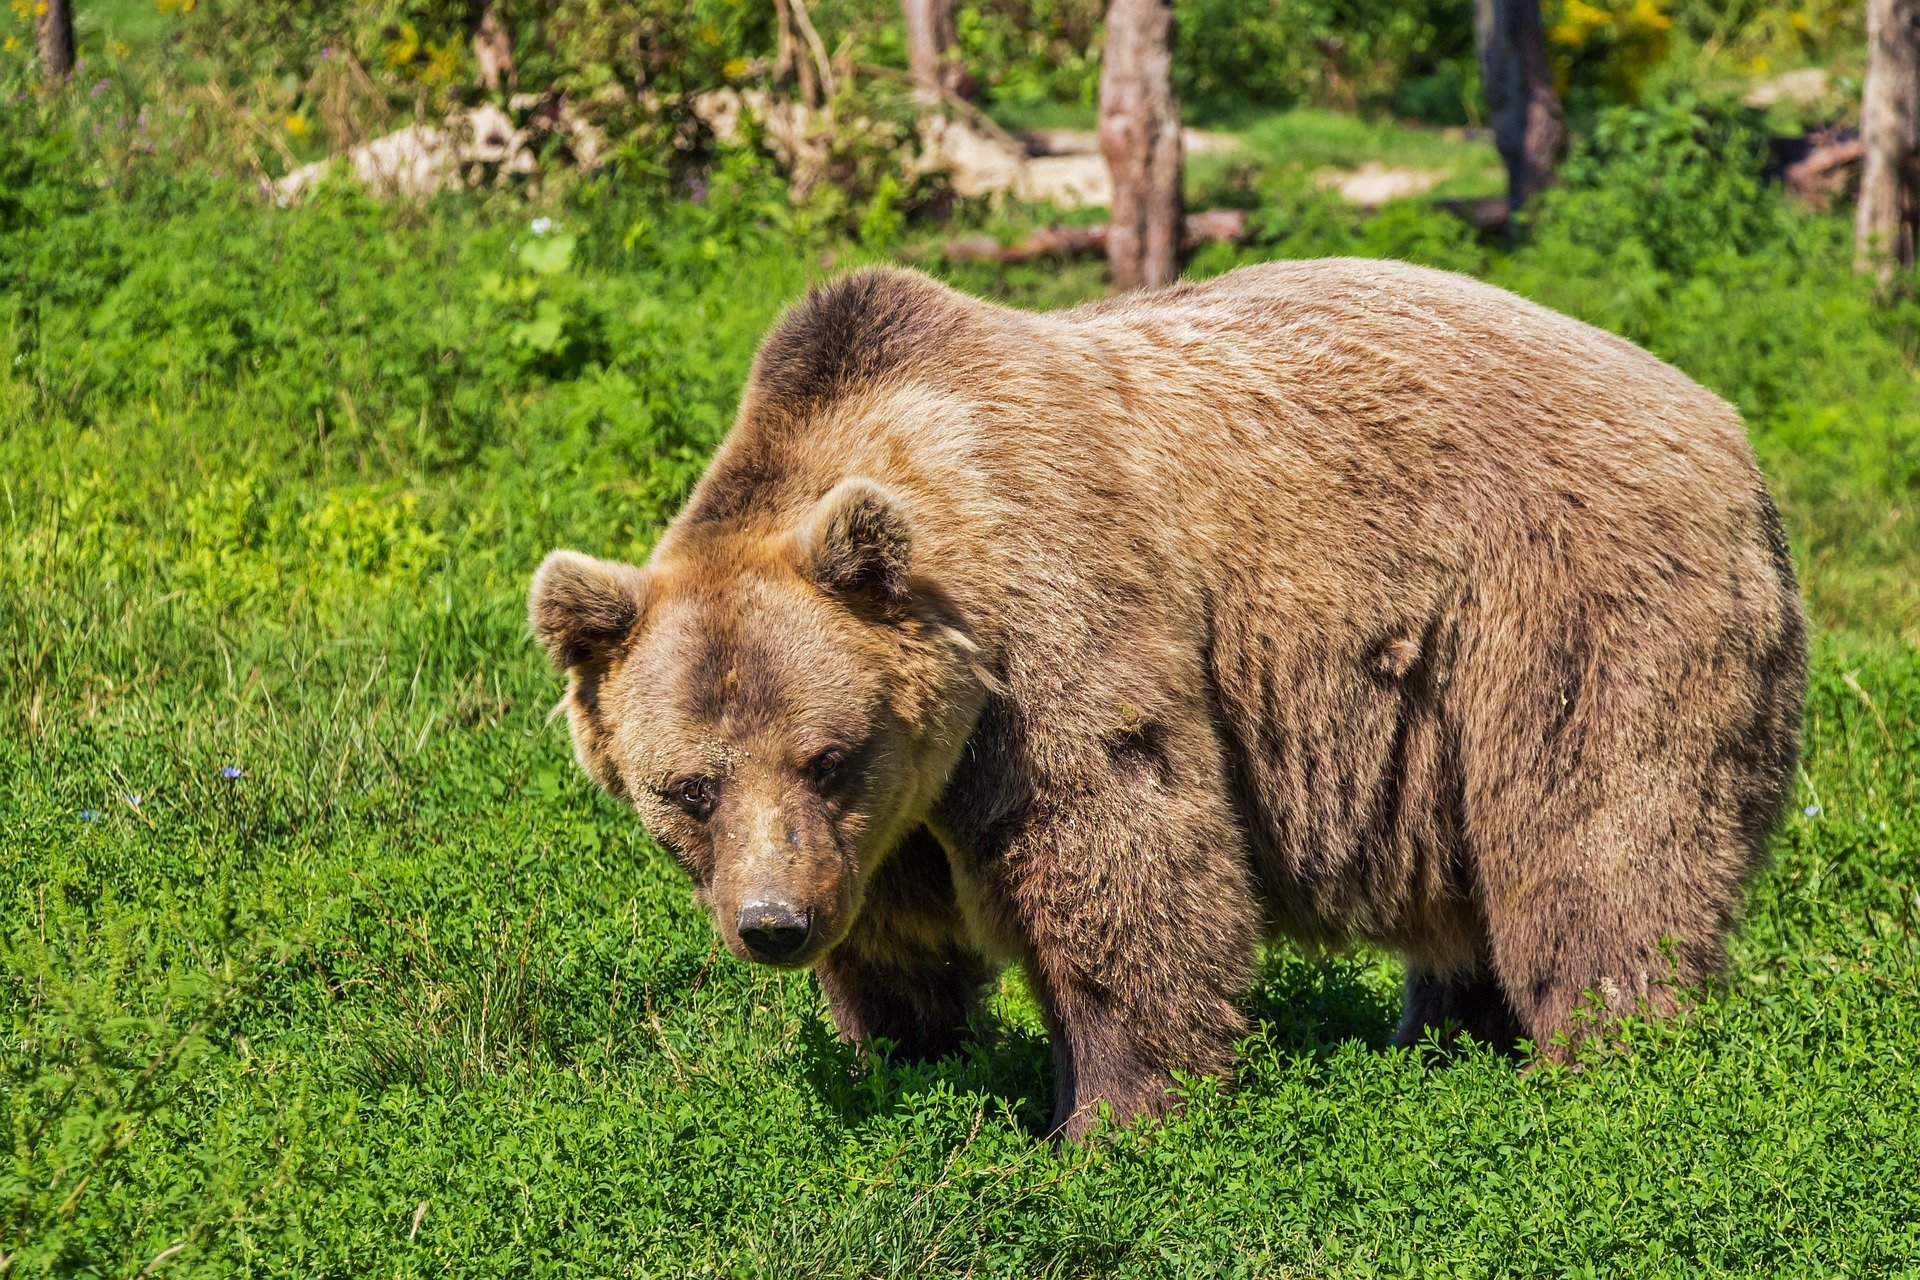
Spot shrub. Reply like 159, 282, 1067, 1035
1528, 94, 1781, 278
954, 0, 1480, 122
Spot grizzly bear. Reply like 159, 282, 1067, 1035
530, 259, 1806, 1140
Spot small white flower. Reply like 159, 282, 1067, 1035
530, 216, 553, 235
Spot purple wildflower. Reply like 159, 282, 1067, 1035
124, 793, 142, 808
1802, 804, 1820, 817
221, 766, 243, 780
90, 79, 110, 97
81, 810, 101, 823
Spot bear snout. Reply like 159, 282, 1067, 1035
736, 899, 814, 964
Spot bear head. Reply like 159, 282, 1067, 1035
529, 478, 991, 969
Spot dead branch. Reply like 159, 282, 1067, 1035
857, 61, 1025, 154
937, 208, 1248, 264
788, 0, 837, 103
1784, 137, 1864, 211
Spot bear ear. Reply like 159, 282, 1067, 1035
528, 550, 649, 670
795, 477, 914, 606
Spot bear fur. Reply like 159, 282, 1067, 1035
530, 260, 1806, 1140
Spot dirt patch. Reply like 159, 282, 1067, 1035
1313, 162, 1451, 208
921, 119, 1237, 208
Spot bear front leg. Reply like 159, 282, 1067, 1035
1395, 963, 1525, 1053
1010, 786, 1259, 1141
814, 827, 992, 1062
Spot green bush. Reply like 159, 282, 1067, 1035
1530, 94, 1781, 277
953, 0, 1480, 122
1177, 0, 1477, 120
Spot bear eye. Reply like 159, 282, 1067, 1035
806, 749, 846, 790
667, 775, 715, 819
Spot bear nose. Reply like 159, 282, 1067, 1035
737, 901, 812, 962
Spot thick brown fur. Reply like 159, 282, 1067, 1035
530, 260, 1807, 1140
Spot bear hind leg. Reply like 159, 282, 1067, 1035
1479, 839, 1736, 1063
1463, 647, 1766, 1062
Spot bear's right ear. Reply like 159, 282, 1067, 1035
793, 477, 914, 608
528, 550, 649, 670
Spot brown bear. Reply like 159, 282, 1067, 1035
529, 259, 1806, 1140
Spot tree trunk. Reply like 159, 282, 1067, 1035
472, 1, 516, 94
1475, 0, 1565, 211
1098, 0, 1182, 291
903, 0, 968, 104
37, 0, 76, 84
1855, 0, 1920, 277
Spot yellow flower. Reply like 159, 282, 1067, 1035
286, 112, 309, 139
1548, 0, 1673, 98
1628, 0, 1672, 32
722, 56, 749, 80
421, 38, 460, 85
1, 34, 16, 51
8, 0, 30, 19
384, 20, 420, 69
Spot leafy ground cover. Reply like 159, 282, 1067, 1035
5, 72, 1920, 1277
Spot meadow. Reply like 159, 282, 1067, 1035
5, 63, 1920, 1276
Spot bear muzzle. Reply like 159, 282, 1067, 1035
735, 899, 815, 964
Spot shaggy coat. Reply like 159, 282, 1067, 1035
530, 260, 1806, 1139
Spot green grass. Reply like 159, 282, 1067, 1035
1184, 108, 1506, 206
5, 91, 1920, 1275
983, 98, 1103, 135
1226, 107, 1499, 175
974, 103, 1507, 208
76, 0, 177, 55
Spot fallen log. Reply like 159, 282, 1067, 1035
938, 207, 1249, 263
1781, 136, 1863, 212
1433, 194, 1511, 231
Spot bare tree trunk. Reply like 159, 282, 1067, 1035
1476, 0, 1565, 211
1856, 0, 1920, 277
37, 0, 76, 84
903, 0, 968, 104
472, 1, 516, 94
1098, 0, 1182, 291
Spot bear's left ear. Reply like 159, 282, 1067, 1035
794, 477, 914, 606
528, 549, 650, 670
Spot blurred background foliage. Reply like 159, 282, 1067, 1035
0, 0, 1871, 185
0, 0, 1909, 650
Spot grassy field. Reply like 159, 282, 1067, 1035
5, 102, 1920, 1275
